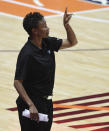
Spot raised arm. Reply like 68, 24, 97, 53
60, 8, 78, 49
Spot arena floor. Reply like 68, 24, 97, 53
0, 0, 109, 131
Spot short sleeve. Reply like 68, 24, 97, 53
44, 37, 62, 52
14, 53, 30, 80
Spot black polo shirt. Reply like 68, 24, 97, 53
14, 37, 62, 98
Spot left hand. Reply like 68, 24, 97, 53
63, 8, 72, 27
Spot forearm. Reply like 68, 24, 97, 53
65, 24, 77, 46
14, 80, 34, 107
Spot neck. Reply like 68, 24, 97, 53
31, 36, 42, 49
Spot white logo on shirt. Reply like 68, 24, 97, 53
47, 50, 51, 54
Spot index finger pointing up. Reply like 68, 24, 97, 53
65, 7, 68, 14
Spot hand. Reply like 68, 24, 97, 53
63, 8, 72, 27
29, 104, 39, 122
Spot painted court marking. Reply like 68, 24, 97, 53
1, 0, 63, 14
53, 104, 109, 111
33, 0, 44, 7
1, 0, 109, 17
1, 0, 109, 23
82, 0, 109, 5
1, 0, 109, 130
0, 12, 23, 20
7, 92, 109, 130
0, 10, 109, 24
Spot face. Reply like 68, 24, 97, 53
36, 18, 49, 38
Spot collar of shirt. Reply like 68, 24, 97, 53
28, 37, 47, 54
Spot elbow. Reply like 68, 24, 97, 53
14, 80, 22, 88
13, 80, 17, 88
74, 38, 78, 45
70, 38, 78, 47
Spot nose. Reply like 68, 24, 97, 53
47, 27, 49, 33
47, 27, 49, 32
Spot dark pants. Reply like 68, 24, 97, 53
16, 97, 53, 131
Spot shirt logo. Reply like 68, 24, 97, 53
47, 50, 51, 54
57, 38, 60, 40
82, 0, 109, 5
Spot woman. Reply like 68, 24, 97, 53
14, 8, 77, 131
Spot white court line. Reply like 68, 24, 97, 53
3, 0, 109, 15
1, 11, 109, 24
2, 0, 109, 15
33, 0, 44, 7
73, 15, 109, 23
0, 12, 60, 19
79, 0, 108, 6
0, 12, 23, 20
0, 0, 109, 23
1, 0, 63, 14
72, 7, 109, 14
46, 13, 109, 23
0, 12, 58, 19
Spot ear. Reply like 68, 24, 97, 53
32, 28, 38, 35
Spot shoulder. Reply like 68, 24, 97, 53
43, 36, 62, 52
18, 42, 32, 61
43, 36, 61, 43
43, 36, 62, 46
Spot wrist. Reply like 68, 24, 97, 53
64, 23, 70, 28
28, 102, 34, 107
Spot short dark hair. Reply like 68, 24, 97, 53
23, 12, 44, 36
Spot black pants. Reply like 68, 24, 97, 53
16, 97, 53, 131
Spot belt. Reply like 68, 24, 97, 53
43, 95, 52, 100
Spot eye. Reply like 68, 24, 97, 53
44, 23, 47, 27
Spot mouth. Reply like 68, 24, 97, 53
46, 31, 49, 36
43, 32, 49, 38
